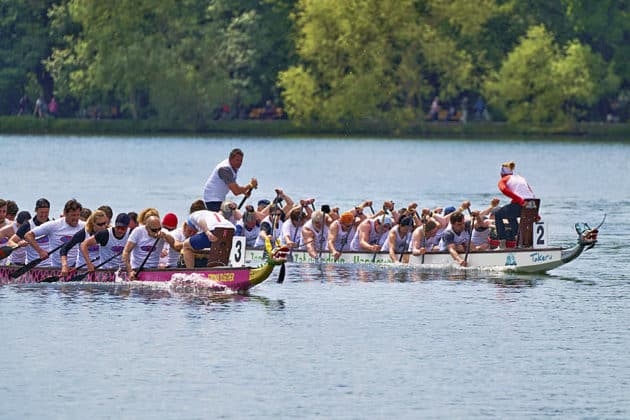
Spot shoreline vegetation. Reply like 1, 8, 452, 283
1, 116, 629, 140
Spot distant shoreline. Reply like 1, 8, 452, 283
1, 116, 628, 141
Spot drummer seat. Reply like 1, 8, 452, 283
517, 199, 541, 247
194, 227, 234, 267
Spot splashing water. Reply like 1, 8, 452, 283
168, 273, 228, 294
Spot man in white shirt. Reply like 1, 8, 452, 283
202, 148, 258, 211
181, 210, 235, 268
24, 199, 85, 268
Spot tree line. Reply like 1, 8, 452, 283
1, 0, 628, 127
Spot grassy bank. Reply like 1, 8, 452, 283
1, 116, 629, 140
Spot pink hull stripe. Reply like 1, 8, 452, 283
0, 266, 254, 292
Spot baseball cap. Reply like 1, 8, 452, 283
115, 213, 130, 227
257, 199, 271, 207
444, 206, 457, 215
162, 213, 178, 230
17, 211, 31, 225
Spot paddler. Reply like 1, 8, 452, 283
202, 148, 258, 211
123, 215, 177, 280
23, 199, 86, 268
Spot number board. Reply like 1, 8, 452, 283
230, 236, 246, 267
533, 222, 548, 248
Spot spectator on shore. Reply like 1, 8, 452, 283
17, 95, 29, 116
428, 96, 440, 121
460, 96, 468, 123
33, 96, 47, 118
474, 96, 491, 121
48, 96, 58, 118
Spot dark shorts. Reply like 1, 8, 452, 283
189, 232, 213, 250
205, 201, 222, 211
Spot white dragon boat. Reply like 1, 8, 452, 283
240, 221, 601, 274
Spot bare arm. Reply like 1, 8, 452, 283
447, 243, 466, 267
80, 236, 99, 272
24, 230, 47, 259
227, 177, 258, 196
122, 241, 136, 278
387, 229, 398, 262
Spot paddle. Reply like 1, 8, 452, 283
237, 185, 256, 210
398, 229, 411, 263
132, 237, 161, 279
372, 211, 388, 263
335, 226, 352, 262
0, 235, 44, 260
69, 251, 124, 282
41, 256, 100, 283
10, 242, 65, 279
0, 245, 16, 260
421, 217, 427, 264
464, 210, 475, 266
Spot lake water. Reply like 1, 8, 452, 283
0, 134, 629, 418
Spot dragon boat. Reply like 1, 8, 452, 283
0, 238, 287, 292
241, 221, 601, 274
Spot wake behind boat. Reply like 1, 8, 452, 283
242, 221, 600, 274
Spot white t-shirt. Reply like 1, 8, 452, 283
160, 227, 185, 268
31, 218, 86, 267
128, 226, 164, 270
188, 210, 235, 232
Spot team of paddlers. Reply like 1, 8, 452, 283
0, 152, 535, 273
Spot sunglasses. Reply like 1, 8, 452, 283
149, 227, 161, 233
96, 221, 108, 227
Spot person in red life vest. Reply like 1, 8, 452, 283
492, 161, 535, 248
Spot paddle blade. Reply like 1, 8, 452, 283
0, 245, 15, 260
10, 258, 42, 278
69, 272, 89, 282
277, 263, 285, 284
41, 276, 60, 283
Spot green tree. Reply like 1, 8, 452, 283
46, 0, 295, 123
278, 0, 478, 124
208, 0, 296, 116
0, 0, 58, 115
46, 0, 215, 121
484, 25, 619, 124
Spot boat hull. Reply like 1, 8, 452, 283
0, 265, 271, 292
243, 243, 588, 274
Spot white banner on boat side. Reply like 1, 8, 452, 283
230, 236, 246, 267
533, 222, 548, 248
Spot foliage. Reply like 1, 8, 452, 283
278, 0, 480, 125
483, 25, 620, 124
0, 0, 627, 124
0, 0, 58, 115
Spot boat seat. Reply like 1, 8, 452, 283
517, 199, 541, 247
194, 227, 234, 267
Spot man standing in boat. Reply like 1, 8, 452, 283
203, 148, 258, 211
492, 161, 535, 248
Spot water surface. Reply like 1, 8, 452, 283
0, 135, 628, 418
